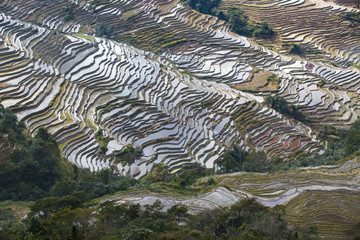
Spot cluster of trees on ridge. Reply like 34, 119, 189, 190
264, 95, 306, 122
186, 0, 221, 14
184, 0, 275, 39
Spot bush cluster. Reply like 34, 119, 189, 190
265, 95, 306, 122
64, 6, 75, 22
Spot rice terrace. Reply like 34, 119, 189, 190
0, 0, 359, 239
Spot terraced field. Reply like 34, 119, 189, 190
1, 0, 360, 238
107, 156, 360, 237
0, 0, 359, 178
222, 0, 360, 65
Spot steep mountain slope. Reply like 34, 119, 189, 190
0, 0, 359, 177
0, 1, 360, 238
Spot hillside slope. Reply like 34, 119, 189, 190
0, 0, 359, 177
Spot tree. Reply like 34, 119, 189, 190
345, 119, 360, 154
95, 23, 114, 38
187, 0, 221, 15
290, 44, 301, 55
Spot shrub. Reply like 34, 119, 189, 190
290, 44, 301, 55
64, 6, 75, 22
186, 0, 221, 14
95, 23, 114, 38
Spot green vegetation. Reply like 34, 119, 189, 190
95, 23, 114, 38
201, 98, 217, 108
0, 105, 25, 145
144, 164, 214, 190
0, 107, 359, 239
289, 44, 321, 56
0, 106, 139, 201
290, 44, 301, 55
292, 120, 360, 167
157, 39, 187, 52
0, 107, 212, 201
265, 95, 306, 122
94, 129, 109, 154
216, 146, 289, 173
186, 0, 221, 14
73, 33, 95, 43
0, 197, 318, 240
353, 62, 360, 70
285, 190, 360, 237
0, 106, 63, 201
317, 79, 326, 87
267, 73, 280, 84
113, 144, 139, 165
64, 6, 75, 22
49, 81, 66, 109
344, 119, 360, 154
227, 8, 275, 39
49, 168, 139, 199
229, 103, 259, 132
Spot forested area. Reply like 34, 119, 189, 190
0, 106, 63, 201
1, 197, 318, 240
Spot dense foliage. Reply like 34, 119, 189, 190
0, 197, 318, 240
0, 106, 63, 200
186, 0, 221, 14
0, 106, 216, 202
0, 106, 25, 144
216, 147, 288, 174
0, 106, 358, 240
95, 23, 114, 38
291, 119, 360, 167
0, 106, 140, 201
228, 8, 275, 39
94, 129, 109, 154
344, 119, 360, 154
0, 128, 63, 201
290, 44, 301, 55
113, 144, 140, 165
64, 6, 75, 22
265, 95, 306, 122
217, 147, 267, 173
